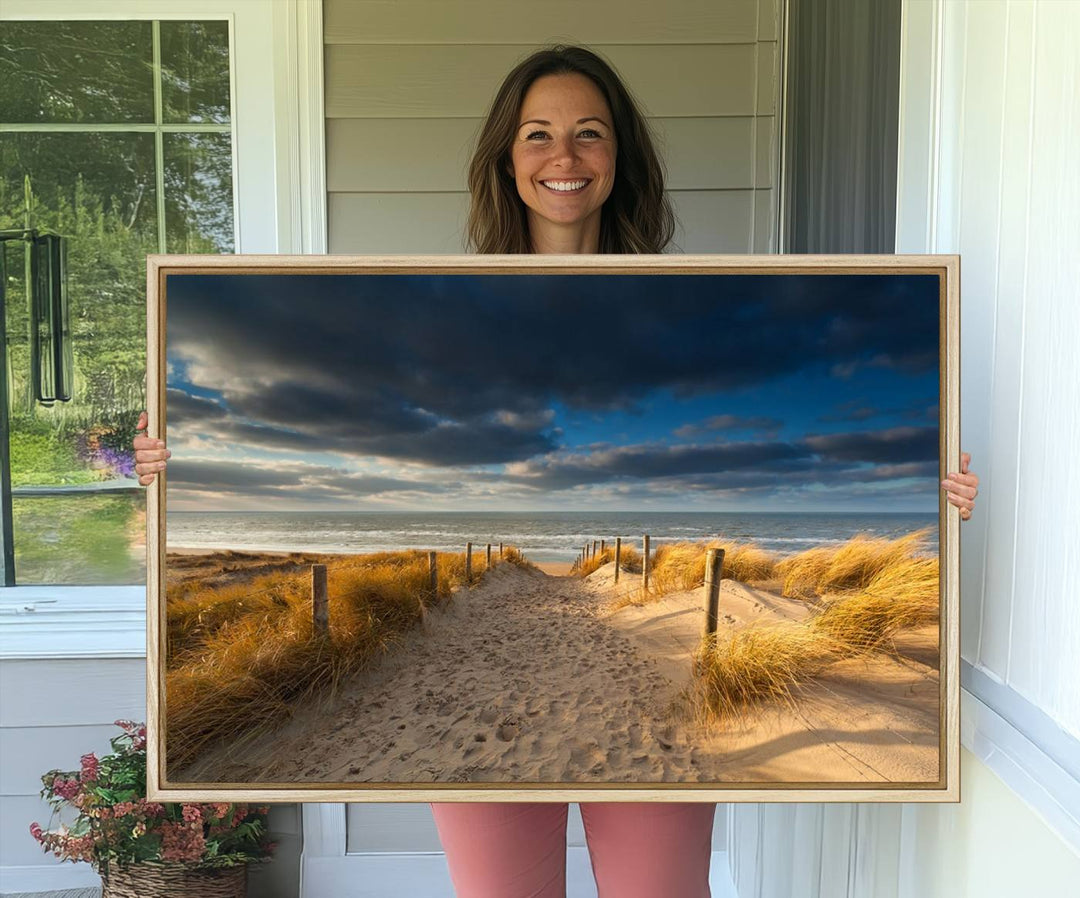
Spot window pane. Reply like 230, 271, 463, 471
2, 132, 156, 585
0, 21, 154, 124
164, 133, 235, 253
12, 494, 145, 585
160, 20, 232, 124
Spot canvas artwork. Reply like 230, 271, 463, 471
146, 255, 959, 803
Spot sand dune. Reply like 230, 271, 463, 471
171, 562, 939, 786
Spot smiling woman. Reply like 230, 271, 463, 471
465, 45, 674, 255
508, 73, 617, 252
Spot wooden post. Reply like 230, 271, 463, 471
592, 540, 598, 559
703, 548, 725, 640
486, 543, 492, 568
614, 537, 622, 584
428, 551, 438, 597
601, 539, 606, 555
465, 542, 473, 584
500, 542, 504, 558
583, 542, 589, 563
311, 564, 328, 637
642, 535, 651, 598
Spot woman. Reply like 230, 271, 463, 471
135, 45, 979, 898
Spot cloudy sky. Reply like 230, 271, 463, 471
164, 272, 940, 512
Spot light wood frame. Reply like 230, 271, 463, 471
145, 252, 960, 804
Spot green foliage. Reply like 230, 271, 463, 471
30, 721, 275, 875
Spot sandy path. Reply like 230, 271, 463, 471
172, 563, 940, 786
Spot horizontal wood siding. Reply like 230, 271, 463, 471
326, 44, 762, 118
327, 116, 772, 192
324, 0, 761, 45
325, 0, 781, 256
0, 658, 144, 868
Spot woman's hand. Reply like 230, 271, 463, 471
942, 451, 979, 521
133, 411, 171, 486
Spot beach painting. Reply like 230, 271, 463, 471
147, 255, 959, 802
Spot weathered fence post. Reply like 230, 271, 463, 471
500, 542, 504, 558
642, 535, 651, 597
311, 564, 328, 637
486, 543, 492, 568
703, 548, 725, 640
601, 539, 606, 555
614, 537, 622, 584
592, 540, 598, 559
428, 551, 438, 597
465, 542, 473, 584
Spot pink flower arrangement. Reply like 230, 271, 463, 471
30, 721, 275, 877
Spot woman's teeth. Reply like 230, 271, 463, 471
542, 179, 588, 192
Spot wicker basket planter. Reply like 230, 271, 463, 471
101, 861, 247, 898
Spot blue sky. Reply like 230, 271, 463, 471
163, 272, 941, 513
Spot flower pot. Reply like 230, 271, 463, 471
101, 861, 247, 898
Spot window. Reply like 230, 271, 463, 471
1, 18, 235, 584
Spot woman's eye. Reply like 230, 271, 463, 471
579, 129, 601, 138
525, 130, 549, 140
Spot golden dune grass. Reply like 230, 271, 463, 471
576, 544, 642, 578
688, 530, 939, 721
650, 540, 778, 596
687, 624, 846, 725
810, 556, 939, 650
776, 528, 933, 598
165, 547, 526, 770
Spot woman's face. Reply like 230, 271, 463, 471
508, 73, 617, 242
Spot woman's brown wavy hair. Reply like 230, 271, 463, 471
465, 45, 676, 254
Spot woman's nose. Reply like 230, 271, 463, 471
548, 134, 580, 165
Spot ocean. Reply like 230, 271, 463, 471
166, 511, 938, 561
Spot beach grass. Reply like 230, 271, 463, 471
576, 544, 642, 578
650, 540, 778, 596
688, 530, 939, 722
165, 546, 529, 771
775, 528, 933, 598
687, 623, 846, 725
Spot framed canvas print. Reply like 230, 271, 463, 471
145, 254, 960, 804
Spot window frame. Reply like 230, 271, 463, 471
0, 0, 326, 651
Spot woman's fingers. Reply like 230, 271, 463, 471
132, 411, 169, 486
941, 475, 978, 499
942, 452, 979, 521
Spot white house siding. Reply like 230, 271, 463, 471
324, 0, 781, 255
322, 0, 782, 862
728, 1, 1080, 895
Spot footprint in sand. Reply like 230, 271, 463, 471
496, 722, 519, 741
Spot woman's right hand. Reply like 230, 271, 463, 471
133, 411, 171, 486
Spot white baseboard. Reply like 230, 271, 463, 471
300, 848, 738, 897
0, 863, 99, 895
4, 847, 737, 897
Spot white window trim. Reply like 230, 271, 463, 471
897, 0, 1080, 855
0, 0, 326, 657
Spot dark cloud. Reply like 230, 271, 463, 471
507, 440, 807, 490
805, 426, 937, 463
673, 414, 783, 439
165, 272, 939, 467
817, 400, 880, 423
168, 458, 450, 501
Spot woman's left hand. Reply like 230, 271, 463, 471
942, 451, 979, 521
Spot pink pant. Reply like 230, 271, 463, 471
431, 802, 715, 898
